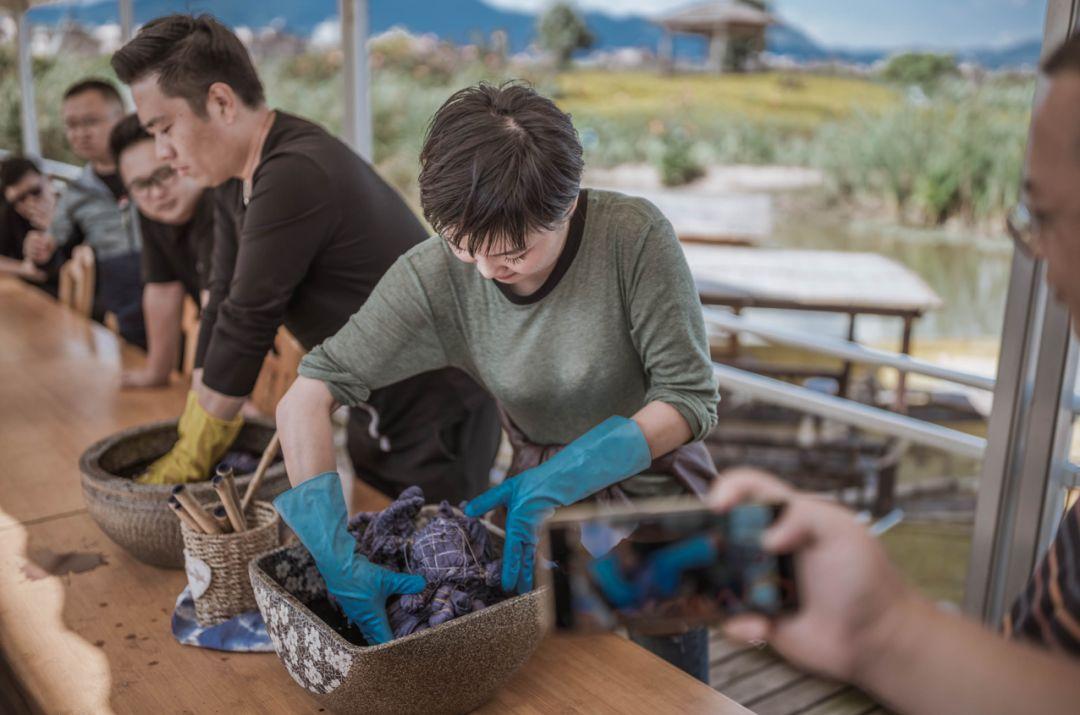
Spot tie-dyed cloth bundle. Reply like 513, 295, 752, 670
347, 486, 508, 638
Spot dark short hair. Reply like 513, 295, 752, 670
0, 156, 41, 191
110, 113, 152, 166
63, 78, 124, 108
111, 14, 264, 117
419, 81, 584, 255
1043, 35, 1080, 75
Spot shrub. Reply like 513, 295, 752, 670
657, 128, 706, 187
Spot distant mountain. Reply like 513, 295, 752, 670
26, 0, 1041, 69
960, 39, 1043, 69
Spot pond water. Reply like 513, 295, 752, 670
766, 195, 1015, 347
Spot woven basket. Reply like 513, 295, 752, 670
249, 506, 547, 714
182, 500, 280, 626
79, 418, 289, 569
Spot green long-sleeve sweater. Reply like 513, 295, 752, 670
300, 189, 718, 458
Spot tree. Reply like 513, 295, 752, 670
537, 3, 594, 69
882, 52, 959, 90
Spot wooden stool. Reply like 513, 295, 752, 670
58, 245, 95, 318
248, 328, 306, 418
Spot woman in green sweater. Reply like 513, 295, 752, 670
273, 82, 720, 679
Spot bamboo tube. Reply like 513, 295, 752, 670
222, 467, 243, 520
171, 485, 222, 535
212, 473, 247, 532
242, 432, 280, 511
168, 497, 204, 534
212, 505, 233, 534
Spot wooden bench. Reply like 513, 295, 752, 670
709, 631, 891, 715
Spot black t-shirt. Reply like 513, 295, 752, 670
194, 111, 488, 441
139, 190, 214, 303
195, 111, 432, 395
95, 170, 126, 202
1, 201, 60, 297
0, 201, 29, 260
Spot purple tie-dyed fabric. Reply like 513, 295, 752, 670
347, 486, 508, 638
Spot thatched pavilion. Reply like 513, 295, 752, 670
655, 0, 774, 73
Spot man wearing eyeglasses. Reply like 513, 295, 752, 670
110, 15, 500, 501
110, 114, 211, 388
0, 157, 56, 293
24, 78, 146, 348
705, 38, 1080, 715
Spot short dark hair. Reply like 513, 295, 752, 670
419, 81, 584, 255
0, 156, 41, 191
111, 14, 264, 117
63, 78, 124, 108
1043, 35, 1080, 75
110, 113, 152, 166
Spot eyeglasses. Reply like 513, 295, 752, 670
127, 165, 178, 196
8, 185, 43, 205
1006, 201, 1040, 258
64, 116, 107, 132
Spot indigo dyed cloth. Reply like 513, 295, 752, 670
171, 587, 274, 652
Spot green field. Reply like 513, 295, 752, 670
557, 69, 900, 128
880, 521, 973, 605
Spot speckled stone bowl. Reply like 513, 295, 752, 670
79, 418, 289, 569
250, 509, 547, 714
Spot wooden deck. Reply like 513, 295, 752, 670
709, 631, 892, 715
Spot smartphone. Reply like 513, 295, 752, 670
539, 497, 797, 633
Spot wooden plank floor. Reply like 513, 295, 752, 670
709, 631, 890, 715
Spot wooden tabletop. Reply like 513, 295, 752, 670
0, 278, 750, 714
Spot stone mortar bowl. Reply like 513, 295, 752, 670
250, 508, 547, 714
79, 418, 289, 569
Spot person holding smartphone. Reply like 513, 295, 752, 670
274, 82, 720, 678
707, 36, 1080, 714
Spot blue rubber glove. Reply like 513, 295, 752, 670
465, 416, 652, 594
636, 534, 718, 601
588, 552, 640, 609
273, 472, 426, 645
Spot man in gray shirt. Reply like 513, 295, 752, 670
25, 79, 145, 347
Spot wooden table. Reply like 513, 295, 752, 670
0, 278, 749, 714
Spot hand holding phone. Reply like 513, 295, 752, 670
541, 498, 798, 633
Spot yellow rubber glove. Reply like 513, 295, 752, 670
137, 391, 244, 485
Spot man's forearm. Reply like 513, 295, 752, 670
0, 256, 25, 276
276, 376, 338, 487
858, 595, 1080, 715
196, 381, 248, 421
141, 283, 185, 383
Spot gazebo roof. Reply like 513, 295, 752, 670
657, 1, 774, 32
0, 0, 63, 14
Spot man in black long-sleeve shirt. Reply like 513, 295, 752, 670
112, 14, 499, 501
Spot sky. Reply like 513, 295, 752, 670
483, 0, 1049, 50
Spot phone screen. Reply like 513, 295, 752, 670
543, 501, 797, 633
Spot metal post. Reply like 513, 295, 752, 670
340, 0, 373, 160
118, 0, 134, 43
658, 28, 674, 74
16, 10, 40, 158
963, 0, 1079, 624
708, 30, 727, 73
